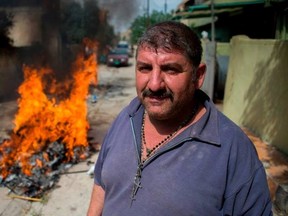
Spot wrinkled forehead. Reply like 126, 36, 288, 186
137, 39, 182, 51
136, 43, 192, 64
137, 43, 184, 57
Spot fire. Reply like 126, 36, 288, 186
0, 39, 98, 178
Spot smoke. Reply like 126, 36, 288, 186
97, 0, 141, 32
73, 0, 142, 32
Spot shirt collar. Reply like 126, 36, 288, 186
128, 90, 221, 147
188, 90, 221, 146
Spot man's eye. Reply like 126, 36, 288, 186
137, 66, 151, 72
160, 64, 182, 74
162, 67, 180, 74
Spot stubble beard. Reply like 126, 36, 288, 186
139, 88, 175, 121
140, 90, 195, 122
143, 100, 173, 121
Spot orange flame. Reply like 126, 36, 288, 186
0, 39, 98, 178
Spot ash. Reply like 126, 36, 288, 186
0, 140, 94, 198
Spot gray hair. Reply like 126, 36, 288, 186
137, 21, 203, 68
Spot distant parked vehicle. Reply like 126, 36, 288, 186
117, 41, 133, 57
106, 48, 129, 67
117, 41, 129, 48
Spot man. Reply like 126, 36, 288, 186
87, 21, 272, 215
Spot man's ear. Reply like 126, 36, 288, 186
194, 63, 206, 89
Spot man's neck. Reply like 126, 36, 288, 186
146, 102, 205, 136
142, 103, 205, 152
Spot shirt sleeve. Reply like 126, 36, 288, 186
93, 120, 116, 188
221, 127, 273, 215
94, 134, 108, 188
93, 106, 130, 188
223, 165, 272, 215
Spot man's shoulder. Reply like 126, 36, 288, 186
102, 97, 141, 144
119, 97, 142, 117
109, 97, 142, 128
194, 90, 247, 146
217, 111, 248, 140
203, 98, 253, 149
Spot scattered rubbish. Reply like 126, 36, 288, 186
0, 140, 96, 198
62, 169, 89, 175
91, 94, 98, 103
273, 185, 288, 215
8, 194, 42, 202
87, 164, 95, 176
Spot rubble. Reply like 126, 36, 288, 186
0, 140, 96, 198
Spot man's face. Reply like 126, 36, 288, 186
136, 46, 203, 121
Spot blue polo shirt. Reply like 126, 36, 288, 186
94, 91, 272, 215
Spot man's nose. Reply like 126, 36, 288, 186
147, 69, 164, 91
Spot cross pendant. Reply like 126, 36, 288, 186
130, 163, 143, 205
146, 148, 152, 155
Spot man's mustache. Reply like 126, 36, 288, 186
142, 89, 173, 100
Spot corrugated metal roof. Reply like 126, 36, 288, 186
187, 0, 265, 12
210, 0, 264, 4
173, 7, 243, 19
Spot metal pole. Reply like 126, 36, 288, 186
164, 0, 167, 13
210, 0, 216, 100
211, 0, 215, 42
147, 0, 150, 27
201, 0, 217, 100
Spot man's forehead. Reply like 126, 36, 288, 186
137, 47, 188, 62
137, 45, 180, 54
137, 46, 185, 58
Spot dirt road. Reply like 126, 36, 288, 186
0, 61, 137, 216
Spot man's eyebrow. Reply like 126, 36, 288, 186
136, 61, 150, 66
160, 63, 183, 70
161, 62, 182, 67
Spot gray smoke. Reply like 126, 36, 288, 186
97, 0, 141, 32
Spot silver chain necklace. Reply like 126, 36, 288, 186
130, 104, 199, 204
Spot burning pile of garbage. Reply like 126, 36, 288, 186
0, 39, 98, 198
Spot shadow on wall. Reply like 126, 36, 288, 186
241, 41, 288, 155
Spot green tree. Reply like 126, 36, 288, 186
83, 0, 100, 39
61, 2, 85, 44
130, 10, 173, 45
61, 0, 115, 54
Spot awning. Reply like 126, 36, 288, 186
180, 16, 218, 28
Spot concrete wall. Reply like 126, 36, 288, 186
0, 53, 22, 101
0, 46, 47, 102
223, 35, 288, 155
5, 7, 43, 46
0, 3, 62, 102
